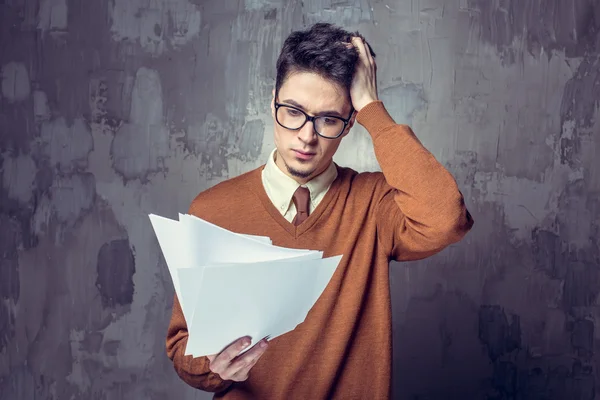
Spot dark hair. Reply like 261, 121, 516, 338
275, 23, 375, 98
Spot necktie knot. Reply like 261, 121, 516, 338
292, 186, 310, 226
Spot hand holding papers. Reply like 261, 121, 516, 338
149, 213, 341, 357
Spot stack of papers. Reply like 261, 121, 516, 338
148, 213, 342, 357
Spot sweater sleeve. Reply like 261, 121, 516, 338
356, 101, 474, 261
166, 294, 233, 393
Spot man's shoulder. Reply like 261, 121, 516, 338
336, 164, 386, 187
188, 166, 262, 216
334, 165, 392, 210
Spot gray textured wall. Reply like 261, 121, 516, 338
1, 0, 599, 399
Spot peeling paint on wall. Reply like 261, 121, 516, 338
37, 117, 94, 173
110, 67, 169, 182
110, 0, 202, 54
2, 153, 36, 203
1, 62, 30, 103
38, 0, 68, 35
32, 90, 51, 122
96, 239, 136, 308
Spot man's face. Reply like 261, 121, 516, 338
271, 71, 355, 184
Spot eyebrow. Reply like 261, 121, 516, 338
280, 99, 345, 118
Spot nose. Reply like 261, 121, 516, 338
297, 119, 318, 144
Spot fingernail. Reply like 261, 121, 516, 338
242, 341, 250, 348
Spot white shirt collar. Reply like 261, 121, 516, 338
261, 148, 338, 214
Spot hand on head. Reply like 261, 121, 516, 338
349, 36, 379, 112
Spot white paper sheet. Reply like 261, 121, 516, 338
177, 213, 318, 264
177, 251, 324, 340
149, 214, 321, 312
148, 214, 190, 300
187, 256, 341, 357
148, 213, 342, 358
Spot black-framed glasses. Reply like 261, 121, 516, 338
274, 102, 354, 139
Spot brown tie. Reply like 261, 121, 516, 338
292, 186, 311, 226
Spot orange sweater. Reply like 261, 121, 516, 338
166, 101, 473, 399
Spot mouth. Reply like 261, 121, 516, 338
292, 149, 316, 161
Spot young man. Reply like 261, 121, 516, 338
166, 23, 473, 399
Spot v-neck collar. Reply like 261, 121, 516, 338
251, 164, 343, 238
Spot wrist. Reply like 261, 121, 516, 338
355, 100, 396, 136
354, 97, 378, 112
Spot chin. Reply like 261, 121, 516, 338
287, 165, 316, 180
284, 159, 317, 179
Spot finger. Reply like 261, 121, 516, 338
359, 38, 375, 68
360, 42, 376, 71
352, 37, 369, 64
210, 336, 252, 373
229, 352, 262, 382
363, 38, 375, 58
229, 339, 269, 378
365, 43, 375, 66
352, 36, 367, 58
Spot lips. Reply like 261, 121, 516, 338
292, 149, 316, 160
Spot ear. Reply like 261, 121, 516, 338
348, 110, 357, 129
341, 110, 357, 138
271, 89, 276, 118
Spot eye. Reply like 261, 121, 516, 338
286, 108, 302, 117
323, 117, 339, 125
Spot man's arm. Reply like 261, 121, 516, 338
357, 101, 474, 261
166, 295, 233, 392
349, 37, 473, 261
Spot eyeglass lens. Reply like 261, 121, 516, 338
277, 106, 344, 138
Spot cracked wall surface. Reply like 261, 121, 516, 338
0, 0, 599, 399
